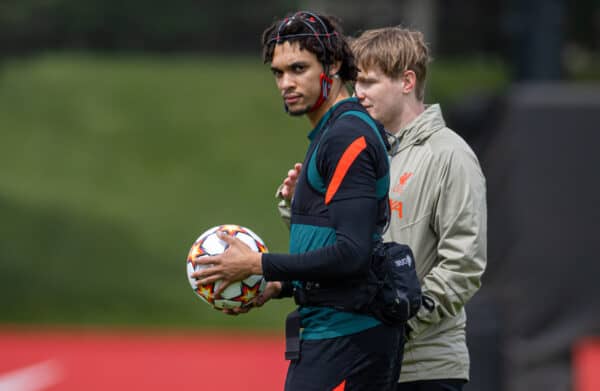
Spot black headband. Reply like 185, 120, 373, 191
269, 11, 338, 64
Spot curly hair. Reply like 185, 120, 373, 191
261, 11, 358, 82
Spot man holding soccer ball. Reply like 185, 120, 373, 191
192, 11, 404, 391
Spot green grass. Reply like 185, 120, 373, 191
0, 53, 507, 330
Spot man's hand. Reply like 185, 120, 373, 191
255, 281, 283, 306
192, 231, 263, 297
218, 281, 283, 316
279, 163, 302, 201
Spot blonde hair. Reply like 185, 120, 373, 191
351, 26, 430, 101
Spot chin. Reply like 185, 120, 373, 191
287, 104, 311, 117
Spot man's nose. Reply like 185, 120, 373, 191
354, 85, 365, 100
278, 73, 294, 91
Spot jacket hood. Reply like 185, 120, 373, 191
387, 104, 446, 156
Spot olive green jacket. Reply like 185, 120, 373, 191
275, 104, 487, 382
383, 104, 486, 382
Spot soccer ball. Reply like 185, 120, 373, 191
186, 224, 268, 310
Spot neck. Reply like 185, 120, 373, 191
388, 98, 425, 135
306, 80, 350, 127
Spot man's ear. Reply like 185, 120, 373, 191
401, 70, 417, 95
329, 61, 342, 77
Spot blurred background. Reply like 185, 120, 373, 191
0, 0, 599, 390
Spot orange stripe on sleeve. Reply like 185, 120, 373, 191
324, 136, 367, 205
332, 379, 346, 391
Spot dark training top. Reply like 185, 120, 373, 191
262, 97, 390, 339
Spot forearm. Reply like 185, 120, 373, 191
262, 197, 377, 281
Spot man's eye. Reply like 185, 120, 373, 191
292, 65, 305, 73
272, 70, 283, 77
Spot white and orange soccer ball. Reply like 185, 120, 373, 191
186, 224, 268, 310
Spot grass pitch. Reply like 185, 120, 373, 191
0, 54, 506, 330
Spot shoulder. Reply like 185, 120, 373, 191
427, 127, 480, 168
325, 108, 387, 152
415, 128, 486, 189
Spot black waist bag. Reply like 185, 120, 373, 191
294, 241, 422, 327
368, 241, 422, 326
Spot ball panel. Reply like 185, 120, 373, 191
187, 242, 205, 262
218, 280, 242, 300
235, 231, 259, 251
213, 299, 242, 309
239, 227, 269, 253
243, 274, 263, 286
201, 233, 227, 255
196, 282, 216, 305
232, 277, 264, 304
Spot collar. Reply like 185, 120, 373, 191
307, 97, 359, 141
387, 104, 446, 155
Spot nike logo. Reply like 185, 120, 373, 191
0, 360, 62, 391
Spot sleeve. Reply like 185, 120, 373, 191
318, 123, 380, 203
407, 148, 487, 336
262, 196, 377, 281
273, 280, 294, 299
262, 123, 383, 282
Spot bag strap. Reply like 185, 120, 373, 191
339, 110, 388, 152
